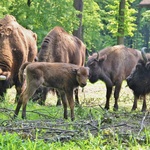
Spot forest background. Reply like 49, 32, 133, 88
0, 0, 149, 53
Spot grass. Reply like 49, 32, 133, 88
0, 81, 150, 149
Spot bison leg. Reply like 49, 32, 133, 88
37, 86, 49, 105
132, 95, 138, 111
142, 95, 147, 112
66, 90, 75, 121
22, 81, 42, 119
105, 86, 113, 110
56, 90, 62, 106
113, 83, 122, 111
74, 87, 79, 105
60, 91, 68, 119
14, 95, 23, 118
14, 79, 23, 103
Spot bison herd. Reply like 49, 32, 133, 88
0, 15, 149, 121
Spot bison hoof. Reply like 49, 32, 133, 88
64, 116, 68, 120
22, 116, 27, 119
113, 107, 118, 111
131, 107, 137, 111
13, 114, 18, 119
56, 101, 62, 106
141, 108, 146, 112
113, 104, 118, 111
104, 106, 109, 110
71, 117, 75, 121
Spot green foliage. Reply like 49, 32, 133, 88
105, 0, 137, 37
0, 0, 79, 49
0, 130, 150, 150
0, 0, 147, 54
83, 0, 103, 51
141, 10, 150, 26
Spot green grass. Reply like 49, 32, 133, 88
0, 81, 150, 149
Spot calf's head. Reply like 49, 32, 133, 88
74, 66, 89, 87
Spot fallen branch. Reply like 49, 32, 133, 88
138, 111, 149, 136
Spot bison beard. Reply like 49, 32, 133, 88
34, 26, 86, 106
86, 45, 141, 111
127, 47, 150, 112
14, 62, 89, 121
0, 15, 37, 101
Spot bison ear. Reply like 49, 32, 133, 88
72, 69, 78, 75
98, 54, 107, 63
5, 26, 12, 35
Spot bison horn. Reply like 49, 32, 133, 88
141, 47, 148, 62
0, 75, 6, 80
96, 52, 99, 60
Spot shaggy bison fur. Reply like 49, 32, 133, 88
0, 15, 37, 101
126, 47, 150, 112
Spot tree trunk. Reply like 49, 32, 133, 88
117, 0, 125, 45
73, 0, 83, 41
27, 0, 31, 7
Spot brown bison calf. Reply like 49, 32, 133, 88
14, 62, 89, 121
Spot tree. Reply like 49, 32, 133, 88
73, 0, 83, 41
103, 0, 137, 46
117, 0, 125, 44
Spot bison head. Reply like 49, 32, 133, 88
86, 52, 113, 87
126, 47, 150, 97
74, 66, 89, 87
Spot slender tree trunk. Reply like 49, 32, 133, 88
117, 0, 125, 45
27, 0, 31, 7
73, 0, 83, 41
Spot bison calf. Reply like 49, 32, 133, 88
126, 48, 150, 112
14, 62, 89, 121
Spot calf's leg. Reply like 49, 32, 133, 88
60, 91, 68, 119
66, 90, 75, 121
21, 80, 42, 119
14, 95, 23, 118
74, 87, 79, 105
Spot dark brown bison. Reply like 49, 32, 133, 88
126, 47, 150, 112
35, 26, 86, 105
0, 15, 37, 101
14, 62, 89, 121
86, 45, 141, 110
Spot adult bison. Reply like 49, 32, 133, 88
14, 62, 89, 121
126, 47, 150, 112
0, 15, 37, 101
35, 26, 86, 105
86, 45, 141, 111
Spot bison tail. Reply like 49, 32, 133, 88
19, 62, 31, 83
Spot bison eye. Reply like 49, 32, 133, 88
89, 61, 96, 67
